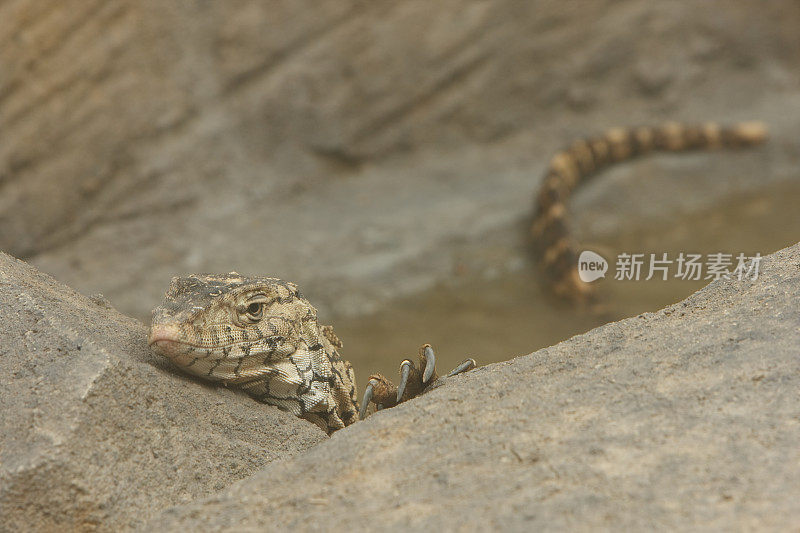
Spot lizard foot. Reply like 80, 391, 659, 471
358, 344, 475, 419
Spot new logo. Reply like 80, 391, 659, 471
578, 250, 608, 283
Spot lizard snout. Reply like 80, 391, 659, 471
147, 324, 187, 356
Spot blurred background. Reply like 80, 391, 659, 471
2, 0, 799, 382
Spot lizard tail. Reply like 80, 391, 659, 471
530, 121, 768, 303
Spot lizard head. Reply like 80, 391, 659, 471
148, 273, 316, 382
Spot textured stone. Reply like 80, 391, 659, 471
0, 1, 798, 319
0, 252, 325, 531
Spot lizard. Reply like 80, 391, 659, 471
148, 273, 475, 433
148, 121, 767, 433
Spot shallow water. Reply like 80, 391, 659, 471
333, 180, 800, 389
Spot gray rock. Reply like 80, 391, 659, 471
0, 252, 325, 531
2, 1, 799, 320
149, 243, 800, 531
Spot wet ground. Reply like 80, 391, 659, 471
334, 180, 800, 386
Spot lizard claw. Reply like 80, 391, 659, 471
422, 345, 435, 384
397, 359, 413, 403
359, 378, 378, 420
446, 358, 476, 377
359, 344, 477, 420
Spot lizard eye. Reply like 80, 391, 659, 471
238, 299, 265, 324
245, 302, 263, 320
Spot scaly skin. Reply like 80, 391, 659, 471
531, 121, 767, 302
148, 274, 358, 433
149, 274, 474, 433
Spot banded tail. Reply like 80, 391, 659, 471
530, 121, 768, 302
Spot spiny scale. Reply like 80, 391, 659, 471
149, 274, 359, 434
530, 121, 767, 302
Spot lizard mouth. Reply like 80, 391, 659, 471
149, 339, 188, 357
148, 325, 192, 357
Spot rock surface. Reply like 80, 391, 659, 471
0, 252, 325, 531
2, 2, 800, 529
149, 243, 800, 531
1, 1, 799, 319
